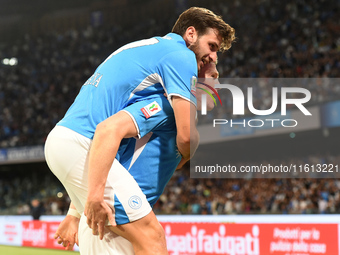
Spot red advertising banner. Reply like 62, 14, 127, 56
160, 222, 338, 255
261, 224, 338, 255
22, 221, 65, 250
3, 220, 336, 254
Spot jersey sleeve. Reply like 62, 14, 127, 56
121, 96, 175, 139
158, 50, 197, 107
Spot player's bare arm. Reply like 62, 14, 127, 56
85, 111, 138, 240
172, 96, 199, 169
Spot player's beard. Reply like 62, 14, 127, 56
188, 38, 204, 72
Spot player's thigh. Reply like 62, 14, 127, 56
45, 126, 152, 223
106, 159, 152, 225
107, 210, 166, 247
45, 126, 90, 213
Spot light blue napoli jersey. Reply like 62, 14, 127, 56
117, 95, 181, 210
57, 33, 197, 139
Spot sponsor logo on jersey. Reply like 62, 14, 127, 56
141, 101, 162, 119
128, 195, 142, 209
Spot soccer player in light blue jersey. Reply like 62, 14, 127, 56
45, 7, 234, 255
53, 62, 220, 254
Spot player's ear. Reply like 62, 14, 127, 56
184, 26, 198, 45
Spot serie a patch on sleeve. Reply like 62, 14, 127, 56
190, 76, 197, 97
141, 101, 162, 119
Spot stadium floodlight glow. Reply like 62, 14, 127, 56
2, 58, 9, 65
9, 58, 18, 66
2, 57, 18, 66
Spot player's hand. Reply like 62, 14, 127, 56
84, 199, 116, 240
54, 214, 80, 250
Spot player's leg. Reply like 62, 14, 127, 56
45, 126, 167, 254
44, 126, 90, 213
107, 211, 167, 255
104, 159, 168, 255
78, 213, 134, 255
76, 160, 167, 254
45, 127, 133, 254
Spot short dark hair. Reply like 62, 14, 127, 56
172, 7, 235, 52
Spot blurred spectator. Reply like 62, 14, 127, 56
30, 199, 44, 220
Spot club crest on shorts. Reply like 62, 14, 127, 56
128, 195, 142, 209
141, 101, 162, 119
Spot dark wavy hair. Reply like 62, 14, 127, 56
172, 7, 236, 52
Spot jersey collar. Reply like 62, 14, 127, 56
164, 33, 187, 46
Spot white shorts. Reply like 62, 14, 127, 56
78, 212, 134, 255
44, 125, 152, 225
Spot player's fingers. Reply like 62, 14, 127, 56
62, 240, 69, 247
65, 244, 74, 251
56, 236, 63, 244
105, 203, 116, 227
86, 217, 92, 229
91, 220, 99, 235
75, 232, 79, 246
98, 221, 105, 240
54, 232, 60, 239
66, 240, 75, 251
107, 211, 116, 227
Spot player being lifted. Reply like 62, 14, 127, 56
54, 61, 220, 254
45, 7, 234, 255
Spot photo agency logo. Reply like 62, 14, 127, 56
199, 80, 312, 128
197, 80, 223, 115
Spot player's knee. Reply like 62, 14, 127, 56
131, 213, 166, 247
150, 221, 165, 241
143, 219, 166, 247
139, 222, 167, 254
109, 212, 167, 252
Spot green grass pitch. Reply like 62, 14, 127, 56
0, 245, 80, 255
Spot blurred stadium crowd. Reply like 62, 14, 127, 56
0, 0, 340, 216
2, 153, 340, 216
156, 153, 340, 215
